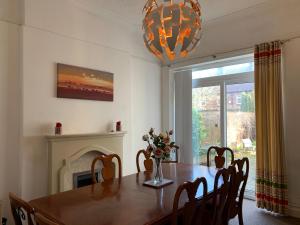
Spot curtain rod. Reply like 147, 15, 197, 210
167, 35, 300, 68
281, 35, 300, 44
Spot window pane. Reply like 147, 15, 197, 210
192, 86, 221, 165
192, 62, 254, 79
226, 83, 256, 193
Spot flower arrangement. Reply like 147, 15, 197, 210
142, 128, 178, 160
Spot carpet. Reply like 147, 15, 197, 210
229, 200, 300, 225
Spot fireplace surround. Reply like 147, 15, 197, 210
46, 132, 126, 194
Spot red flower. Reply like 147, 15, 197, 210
154, 149, 162, 156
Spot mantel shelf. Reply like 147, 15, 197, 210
46, 131, 127, 141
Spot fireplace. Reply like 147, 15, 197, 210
73, 170, 100, 188
46, 132, 126, 194
73, 163, 116, 188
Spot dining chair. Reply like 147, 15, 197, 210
91, 154, 122, 184
136, 149, 153, 172
204, 167, 236, 225
171, 177, 208, 225
207, 146, 234, 168
223, 157, 249, 225
9, 192, 35, 225
35, 213, 61, 225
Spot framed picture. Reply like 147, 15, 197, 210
57, 63, 114, 101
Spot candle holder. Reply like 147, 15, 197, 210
55, 122, 62, 135
116, 121, 122, 132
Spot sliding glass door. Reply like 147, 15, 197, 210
192, 61, 256, 194
192, 85, 221, 165
225, 82, 256, 193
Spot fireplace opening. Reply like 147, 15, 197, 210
73, 170, 101, 188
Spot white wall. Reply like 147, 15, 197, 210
283, 38, 300, 217
163, 0, 300, 139
0, 20, 21, 219
0, 0, 161, 221
130, 56, 161, 172
168, 0, 300, 68
2, 0, 299, 221
162, 0, 300, 217
0, 0, 23, 24
24, 0, 150, 61
174, 71, 193, 163
20, 0, 161, 201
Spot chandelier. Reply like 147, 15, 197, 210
142, 0, 202, 62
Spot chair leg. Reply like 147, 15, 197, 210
238, 209, 244, 225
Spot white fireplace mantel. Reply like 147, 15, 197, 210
46, 132, 126, 194
46, 132, 126, 141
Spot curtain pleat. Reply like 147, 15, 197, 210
255, 41, 288, 214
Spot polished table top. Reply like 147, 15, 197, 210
29, 163, 218, 225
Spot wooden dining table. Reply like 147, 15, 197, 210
29, 163, 218, 225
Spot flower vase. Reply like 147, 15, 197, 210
153, 158, 163, 184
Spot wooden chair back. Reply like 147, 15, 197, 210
35, 213, 61, 225
207, 146, 234, 168
136, 149, 153, 172
172, 177, 208, 225
224, 158, 249, 223
210, 167, 236, 225
9, 192, 34, 225
91, 154, 122, 184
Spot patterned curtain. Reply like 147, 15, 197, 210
255, 41, 288, 214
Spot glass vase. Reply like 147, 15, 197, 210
153, 157, 163, 184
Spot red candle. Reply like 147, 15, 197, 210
116, 121, 121, 132
55, 122, 62, 135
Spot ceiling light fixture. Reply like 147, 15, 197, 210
143, 0, 202, 62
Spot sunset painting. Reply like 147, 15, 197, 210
57, 64, 113, 101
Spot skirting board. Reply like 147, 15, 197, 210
288, 204, 300, 218
0, 200, 2, 220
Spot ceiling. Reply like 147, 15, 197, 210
71, 0, 271, 25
